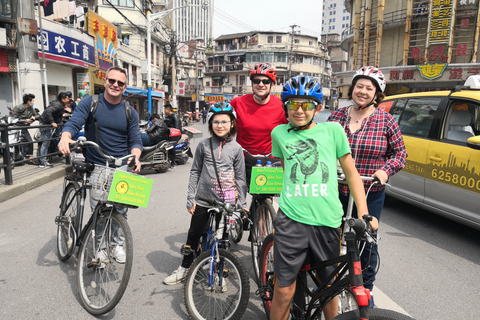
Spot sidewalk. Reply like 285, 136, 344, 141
0, 157, 67, 203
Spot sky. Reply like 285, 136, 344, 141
212, 0, 324, 39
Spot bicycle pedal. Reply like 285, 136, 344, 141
55, 215, 68, 225
180, 244, 192, 256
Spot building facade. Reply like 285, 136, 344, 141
337, 0, 480, 102
203, 31, 332, 105
322, 0, 351, 34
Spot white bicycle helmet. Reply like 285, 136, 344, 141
353, 66, 386, 93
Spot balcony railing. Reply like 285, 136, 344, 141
341, 8, 426, 41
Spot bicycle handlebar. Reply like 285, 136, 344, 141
197, 196, 243, 215
347, 216, 377, 244
242, 148, 273, 158
69, 136, 135, 167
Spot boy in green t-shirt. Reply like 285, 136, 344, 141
270, 76, 378, 320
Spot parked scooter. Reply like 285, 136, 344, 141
169, 128, 193, 165
0, 106, 29, 168
139, 140, 172, 173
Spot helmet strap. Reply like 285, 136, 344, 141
287, 119, 313, 132
351, 95, 376, 110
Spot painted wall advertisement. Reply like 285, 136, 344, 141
87, 10, 118, 70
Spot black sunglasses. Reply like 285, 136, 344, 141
107, 78, 126, 87
252, 78, 272, 85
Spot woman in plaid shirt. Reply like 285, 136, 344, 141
327, 66, 407, 307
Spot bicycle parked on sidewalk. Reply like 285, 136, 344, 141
243, 148, 279, 282
55, 137, 140, 315
183, 196, 250, 320
257, 176, 414, 320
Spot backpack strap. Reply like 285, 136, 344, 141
85, 94, 100, 146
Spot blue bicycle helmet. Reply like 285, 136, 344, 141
281, 76, 323, 104
207, 102, 237, 123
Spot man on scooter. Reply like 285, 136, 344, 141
140, 114, 169, 146
12, 93, 40, 162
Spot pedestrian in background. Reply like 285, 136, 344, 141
38, 92, 72, 168
12, 93, 40, 162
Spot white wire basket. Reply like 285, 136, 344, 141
90, 165, 116, 202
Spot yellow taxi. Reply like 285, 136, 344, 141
378, 75, 480, 230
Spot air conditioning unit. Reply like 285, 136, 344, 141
151, 0, 166, 6
0, 28, 6, 46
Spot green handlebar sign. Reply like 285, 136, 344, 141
108, 171, 153, 207
249, 167, 284, 194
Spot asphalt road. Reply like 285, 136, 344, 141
1, 120, 479, 319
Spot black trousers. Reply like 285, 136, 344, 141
181, 205, 222, 268
21, 129, 33, 156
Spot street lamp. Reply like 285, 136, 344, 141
146, 1, 209, 117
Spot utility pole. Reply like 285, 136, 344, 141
288, 24, 299, 79
18, 1, 44, 108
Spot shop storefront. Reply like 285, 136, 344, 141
38, 18, 95, 102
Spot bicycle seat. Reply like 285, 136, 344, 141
72, 160, 95, 174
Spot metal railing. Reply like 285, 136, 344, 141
0, 123, 68, 185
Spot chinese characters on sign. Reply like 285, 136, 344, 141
87, 11, 117, 70
37, 29, 95, 67
429, 0, 453, 45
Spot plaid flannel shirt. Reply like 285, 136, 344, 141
327, 106, 407, 196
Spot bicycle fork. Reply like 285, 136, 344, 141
346, 232, 371, 319
208, 240, 226, 292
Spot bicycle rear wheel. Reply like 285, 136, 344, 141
331, 308, 415, 320
56, 182, 80, 261
76, 209, 133, 315
184, 248, 250, 320
251, 198, 276, 282
258, 233, 275, 319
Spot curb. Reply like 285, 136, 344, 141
0, 164, 66, 203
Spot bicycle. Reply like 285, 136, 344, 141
258, 177, 414, 320
243, 148, 279, 282
183, 196, 250, 320
55, 137, 139, 315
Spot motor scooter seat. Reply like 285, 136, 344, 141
72, 160, 95, 174
142, 141, 167, 153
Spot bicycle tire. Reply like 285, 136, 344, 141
310, 287, 358, 320
56, 182, 80, 261
229, 214, 243, 244
76, 210, 133, 315
184, 248, 250, 320
258, 233, 275, 319
251, 198, 276, 282
331, 308, 415, 320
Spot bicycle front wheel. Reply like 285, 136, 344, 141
331, 308, 415, 320
251, 198, 276, 282
258, 233, 275, 319
56, 182, 80, 261
184, 249, 250, 320
229, 213, 243, 244
76, 210, 133, 315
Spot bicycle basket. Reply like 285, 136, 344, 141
90, 165, 116, 202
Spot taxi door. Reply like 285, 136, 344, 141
424, 101, 480, 225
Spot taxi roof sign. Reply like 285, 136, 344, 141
464, 75, 480, 90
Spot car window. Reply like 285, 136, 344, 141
395, 98, 440, 138
444, 101, 479, 142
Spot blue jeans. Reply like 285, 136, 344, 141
39, 127, 53, 164
140, 133, 152, 146
339, 188, 385, 291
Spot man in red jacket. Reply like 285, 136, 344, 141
230, 63, 288, 185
